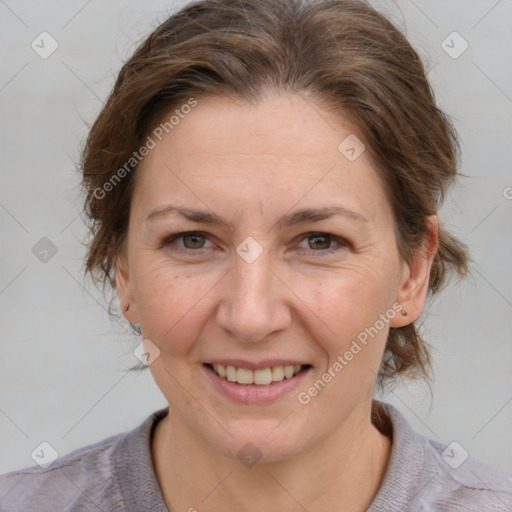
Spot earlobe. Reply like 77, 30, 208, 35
390, 215, 439, 328
114, 253, 139, 323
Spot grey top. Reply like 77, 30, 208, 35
1, 401, 511, 511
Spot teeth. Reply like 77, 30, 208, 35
226, 365, 237, 382
271, 366, 284, 381
253, 368, 272, 385
237, 367, 253, 384
212, 364, 305, 385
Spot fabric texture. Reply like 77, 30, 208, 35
1, 401, 511, 511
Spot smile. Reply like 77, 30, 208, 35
207, 363, 310, 385
203, 360, 313, 404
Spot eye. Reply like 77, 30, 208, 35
162, 231, 214, 252
296, 232, 348, 255
162, 231, 348, 256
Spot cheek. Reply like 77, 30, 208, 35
297, 260, 399, 388
130, 239, 400, 370
131, 261, 209, 356
304, 260, 397, 333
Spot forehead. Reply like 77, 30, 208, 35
153, 93, 355, 161
133, 93, 391, 226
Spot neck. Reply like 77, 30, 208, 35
152, 401, 391, 512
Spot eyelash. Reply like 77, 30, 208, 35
162, 231, 348, 256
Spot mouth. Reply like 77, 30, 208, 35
204, 363, 312, 386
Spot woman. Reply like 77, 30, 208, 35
1, 0, 511, 510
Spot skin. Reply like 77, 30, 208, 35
115, 92, 438, 512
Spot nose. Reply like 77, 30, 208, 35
215, 245, 292, 343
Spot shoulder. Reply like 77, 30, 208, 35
0, 408, 169, 512
370, 401, 512, 512
419, 435, 512, 512
0, 431, 122, 512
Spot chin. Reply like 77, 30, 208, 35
202, 418, 315, 466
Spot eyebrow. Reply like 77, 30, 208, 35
146, 204, 367, 229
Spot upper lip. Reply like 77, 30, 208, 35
205, 359, 311, 371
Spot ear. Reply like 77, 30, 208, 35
390, 215, 439, 327
114, 250, 140, 323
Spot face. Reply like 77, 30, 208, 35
116, 92, 435, 463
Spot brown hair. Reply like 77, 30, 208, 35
81, 0, 469, 387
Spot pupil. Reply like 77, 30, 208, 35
185, 234, 204, 248
182, 234, 330, 250
311, 235, 329, 249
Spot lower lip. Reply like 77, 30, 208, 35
203, 364, 312, 404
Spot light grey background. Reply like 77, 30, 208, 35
1, 0, 511, 477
